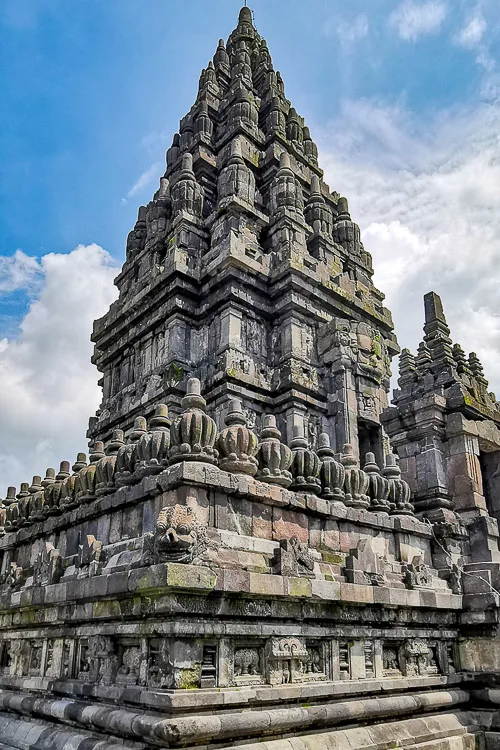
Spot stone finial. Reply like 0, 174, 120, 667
317, 433, 345, 501
116, 417, 147, 486
256, 415, 293, 487
423, 291, 454, 371
238, 5, 254, 25
217, 399, 259, 476
29, 476, 43, 494
383, 454, 414, 516
95, 429, 125, 496
214, 38, 230, 68
56, 462, 71, 481
332, 198, 362, 256
452, 344, 468, 374
363, 453, 390, 513
60, 453, 87, 512
171, 153, 204, 218
398, 349, 417, 389
17, 482, 30, 500
416, 341, 432, 377
166, 133, 180, 170
135, 404, 171, 477
169, 379, 218, 465
196, 100, 213, 139
289, 421, 321, 495
41, 468, 55, 488
305, 175, 333, 236
218, 137, 255, 205
303, 127, 318, 164
4, 496, 20, 532
267, 96, 286, 136
342, 444, 370, 509
469, 352, 488, 387
2, 486, 17, 507
76, 441, 105, 504
269, 151, 304, 214
286, 107, 303, 143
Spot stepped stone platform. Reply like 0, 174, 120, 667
2, 6, 500, 749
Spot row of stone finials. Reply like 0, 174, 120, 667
0, 379, 413, 534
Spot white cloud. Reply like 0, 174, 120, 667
122, 162, 162, 203
326, 14, 370, 46
455, 11, 487, 48
389, 0, 448, 41
0, 250, 43, 295
0, 244, 119, 492
318, 95, 500, 396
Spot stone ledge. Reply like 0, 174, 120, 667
0, 463, 432, 551
0, 687, 470, 747
0, 563, 462, 616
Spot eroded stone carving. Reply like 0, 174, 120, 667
404, 555, 432, 589
33, 542, 63, 586
143, 505, 213, 565
169, 379, 218, 465
345, 539, 386, 586
256, 415, 293, 487
272, 537, 315, 578
217, 399, 259, 476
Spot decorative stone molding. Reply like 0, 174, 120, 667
342, 444, 370, 509
317, 433, 345, 501
289, 423, 321, 494
135, 404, 171, 477
256, 415, 293, 487
217, 398, 259, 476
169, 379, 218, 465
272, 537, 315, 578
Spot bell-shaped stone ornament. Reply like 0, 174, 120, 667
169, 379, 218, 465
342, 444, 370, 509
43, 461, 69, 517
60, 453, 87, 511
0, 487, 16, 536
2, 486, 17, 507
115, 417, 147, 486
95, 431, 125, 496
290, 422, 321, 494
76, 443, 105, 503
16, 481, 32, 527
363, 453, 390, 513
5, 497, 20, 532
317, 433, 345, 501
256, 415, 293, 487
28, 475, 45, 523
217, 399, 259, 476
384, 454, 414, 516
135, 404, 171, 478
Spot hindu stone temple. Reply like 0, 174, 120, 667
2, 7, 500, 750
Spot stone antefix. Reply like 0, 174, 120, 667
2, 7, 500, 750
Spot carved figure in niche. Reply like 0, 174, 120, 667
234, 647, 261, 678
404, 555, 432, 589
6, 562, 26, 591
399, 640, 438, 677
78, 534, 105, 577
344, 539, 386, 586
79, 636, 116, 684
383, 645, 401, 676
143, 504, 215, 565
305, 642, 324, 674
116, 644, 142, 685
33, 542, 63, 586
148, 638, 169, 688
10, 640, 30, 676
272, 537, 315, 578
267, 637, 308, 685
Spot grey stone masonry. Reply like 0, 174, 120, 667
2, 7, 500, 750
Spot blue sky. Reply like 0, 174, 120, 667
0, 0, 491, 264
1, 0, 499, 487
